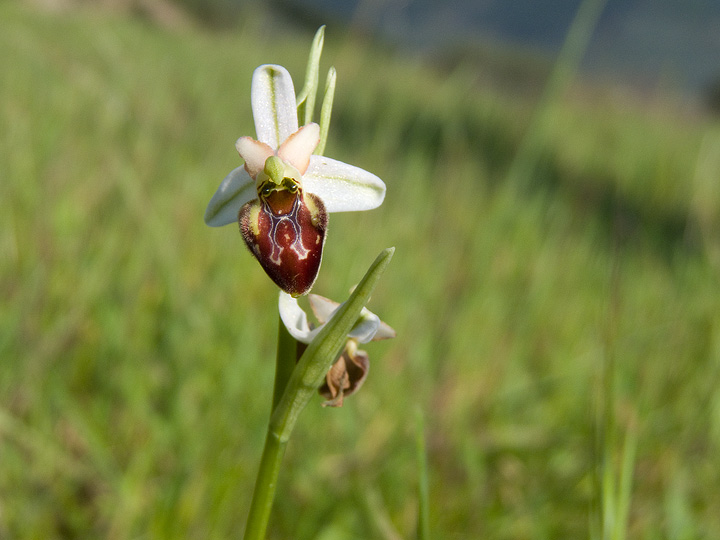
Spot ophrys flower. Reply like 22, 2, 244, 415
205, 65, 385, 296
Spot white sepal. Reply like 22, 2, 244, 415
251, 65, 299, 150
204, 166, 256, 227
304, 156, 386, 212
279, 292, 323, 344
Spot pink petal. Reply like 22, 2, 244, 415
277, 123, 320, 175
236, 137, 274, 179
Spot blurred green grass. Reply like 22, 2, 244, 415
2, 2, 720, 538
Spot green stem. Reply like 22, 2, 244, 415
243, 317, 297, 540
243, 431, 287, 540
416, 408, 431, 540
270, 248, 394, 441
242, 248, 394, 539
505, 0, 607, 188
273, 316, 297, 411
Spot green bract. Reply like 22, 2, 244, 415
278, 287, 395, 406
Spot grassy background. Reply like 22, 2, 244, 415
2, 2, 720, 538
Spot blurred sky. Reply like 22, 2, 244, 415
275, 0, 720, 100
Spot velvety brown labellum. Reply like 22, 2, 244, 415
239, 190, 327, 296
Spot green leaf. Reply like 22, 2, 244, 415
416, 408, 431, 540
315, 66, 336, 156
296, 26, 325, 126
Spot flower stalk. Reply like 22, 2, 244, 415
205, 27, 394, 539
273, 314, 298, 410
243, 248, 394, 540
271, 247, 394, 438
243, 317, 296, 540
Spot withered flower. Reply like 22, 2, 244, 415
279, 292, 395, 406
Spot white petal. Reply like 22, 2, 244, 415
278, 292, 322, 344
251, 65, 299, 150
304, 156, 386, 212
204, 166, 256, 227
278, 123, 319, 175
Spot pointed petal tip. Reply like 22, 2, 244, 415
373, 320, 396, 341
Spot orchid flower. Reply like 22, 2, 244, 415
204, 64, 386, 296
279, 291, 395, 407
